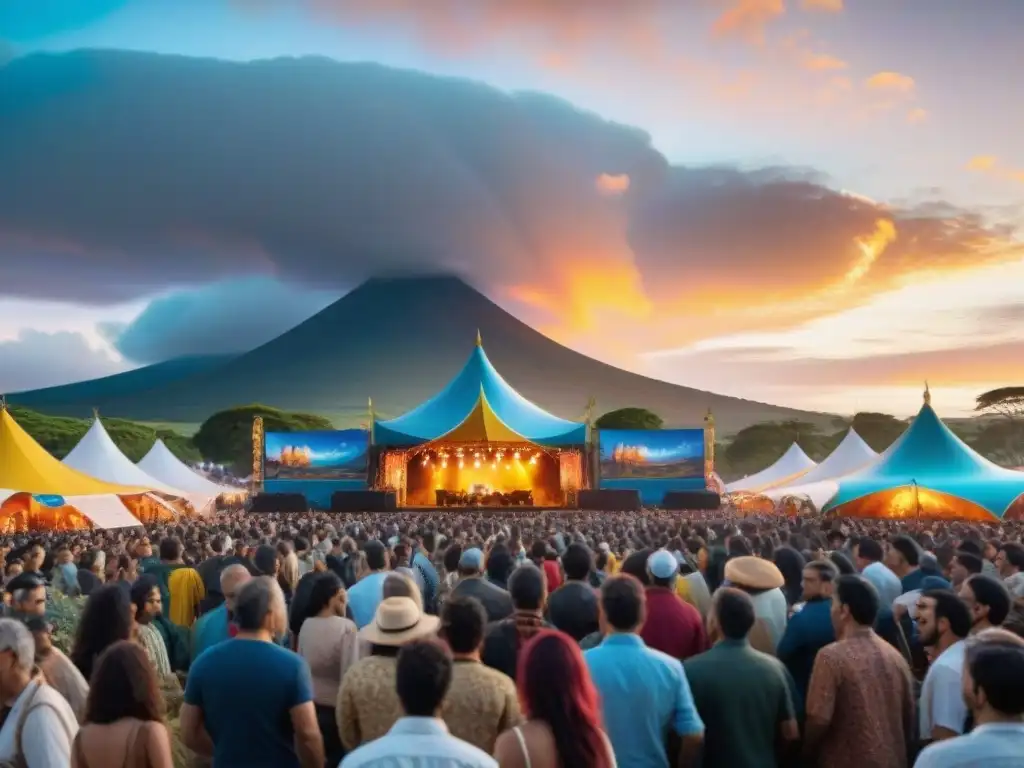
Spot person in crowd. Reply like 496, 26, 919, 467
641, 549, 707, 661
0, 618, 78, 766
5, 573, 47, 621
959, 573, 1012, 635
278, 542, 301, 603
853, 536, 902, 607
772, 546, 806, 607
72, 640, 173, 768
996, 542, 1024, 596
346, 540, 390, 628
916, 588, 973, 744
722, 556, 788, 654
915, 629, 1024, 766
531, 541, 562, 592
887, 535, 925, 593
585, 574, 704, 768
438, 595, 521, 752
337, 595, 440, 750
196, 532, 232, 613
296, 571, 360, 767
450, 548, 513, 622
482, 564, 550, 682
143, 537, 205, 628
20, 541, 46, 582
684, 588, 799, 766
804, 575, 915, 768
341, 639, 497, 767
495, 629, 614, 768
29, 616, 89, 724
949, 551, 984, 589
546, 543, 599, 642
192, 563, 251, 660
181, 576, 324, 768
76, 549, 105, 597
70, 583, 135, 682
130, 575, 172, 678
777, 559, 838, 712
485, 543, 514, 593
50, 547, 79, 597
410, 531, 441, 613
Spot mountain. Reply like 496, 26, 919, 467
11, 276, 833, 433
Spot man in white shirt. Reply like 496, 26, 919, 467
853, 537, 902, 607
0, 618, 78, 767
342, 638, 496, 768
916, 590, 972, 743
916, 630, 1024, 767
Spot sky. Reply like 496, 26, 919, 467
0, 0, 1022, 418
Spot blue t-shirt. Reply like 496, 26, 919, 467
184, 638, 313, 768
347, 571, 389, 628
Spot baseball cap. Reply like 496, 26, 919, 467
648, 549, 679, 580
459, 548, 484, 571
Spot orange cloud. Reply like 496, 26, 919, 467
801, 52, 848, 71
906, 107, 928, 124
802, 0, 843, 9
711, 0, 785, 43
865, 71, 915, 92
595, 173, 631, 196
966, 155, 1024, 182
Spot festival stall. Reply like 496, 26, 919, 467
0, 408, 171, 531
372, 333, 587, 507
824, 388, 1024, 521
764, 429, 880, 512
64, 418, 212, 515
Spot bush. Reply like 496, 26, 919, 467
193, 404, 334, 472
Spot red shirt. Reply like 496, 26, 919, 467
640, 586, 708, 661
542, 560, 563, 591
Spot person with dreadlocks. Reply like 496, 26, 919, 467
481, 564, 550, 682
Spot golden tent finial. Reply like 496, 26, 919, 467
92, 407, 100, 420
923, 381, 931, 405
704, 407, 715, 427
475, 328, 482, 347
0, 395, 7, 411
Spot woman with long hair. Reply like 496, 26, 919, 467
296, 572, 360, 766
70, 584, 135, 682
130, 575, 172, 677
495, 629, 615, 767
72, 641, 173, 767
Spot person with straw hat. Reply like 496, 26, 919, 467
722, 556, 788, 655
337, 596, 440, 751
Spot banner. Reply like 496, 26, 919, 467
264, 430, 369, 481
599, 429, 705, 480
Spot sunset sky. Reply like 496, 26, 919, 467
1, 0, 1022, 417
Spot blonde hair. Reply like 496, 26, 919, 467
280, 551, 300, 592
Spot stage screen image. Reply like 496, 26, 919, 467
599, 429, 705, 480
264, 430, 369, 481
404, 446, 561, 507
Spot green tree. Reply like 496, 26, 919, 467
974, 387, 1024, 465
834, 412, 909, 453
723, 420, 826, 479
595, 407, 663, 430
6, 406, 200, 463
193, 404, 334, 472
968, 420, 1024, 467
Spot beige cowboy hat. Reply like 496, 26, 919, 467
725, 556, 785, 591
360, 597, 440, 646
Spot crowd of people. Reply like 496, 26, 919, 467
0, 507, 1022, 767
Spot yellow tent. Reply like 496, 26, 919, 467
432, 387, 536, 444
0, 409, 148, 496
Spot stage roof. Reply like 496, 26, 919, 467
725, 442, 816, 493
0, 409, 145, 496
374, 334, 586, 447
428, 388, 536, 444
825, 398, 1024, 518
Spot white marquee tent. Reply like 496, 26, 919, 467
726, 442, 817, 493
63, 419, 214, 513
138, 440, 231, 496
0, 488, 149, 530
764, 429, 879, 509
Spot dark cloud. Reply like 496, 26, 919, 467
108, 277, 340, 364
0, 50, 1011, 318
0, 330, 128, 393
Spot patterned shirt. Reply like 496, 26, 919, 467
338, 656, 402, 750
441, 660, 522, 753
805, 629, 915, 768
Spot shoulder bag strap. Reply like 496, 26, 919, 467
512, 726, 533, 768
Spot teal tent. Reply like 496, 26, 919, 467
373, 333, 586, 447
825, 394, 1024, 520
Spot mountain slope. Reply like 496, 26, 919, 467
12, 276, 832, 433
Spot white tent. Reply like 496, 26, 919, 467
0, 488, 143, 529
763, 430, 879, 509
138, 440, 230, 496
765, 480, 841, 510
726, 443, 817, 493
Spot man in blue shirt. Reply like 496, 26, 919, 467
347, 540, 391, 628
585, 574, 704, 768
181, 576, 324, 768
192, 564, 251, 661
777, 560, 837, 713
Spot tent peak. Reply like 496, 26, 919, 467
923, 381, 931, 405
475, 328, 482, 347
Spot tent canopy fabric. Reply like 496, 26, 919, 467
63, 419, 182, 495
374, 337, 586, 447
766, 480, 840, 510
138, 440, 229, 495
427, 388, 537, 445
825, 403, 1024, 518
48, 495, 144, 529
790, 429, 878, 486
0, 409, 144, 496
726, 443, 817, 493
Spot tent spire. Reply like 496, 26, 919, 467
0, 395, 6, 411
704, 407, 714, 428
475, 328, 482, 347
92, 407, 100, 420
923, 381, 931, 406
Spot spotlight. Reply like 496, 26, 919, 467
458, 459, 464, 469
505, 463, 511, 470
441, 460, 448, 468
513, 451, 520, 460
529, 455, 537, 465
474, 459, 481, 468
422, 458, 428, 466
491, 462, 497, 470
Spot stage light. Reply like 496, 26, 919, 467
422, 458, 428, 466
529, 455, 537, 465
458, 459, 464, 468
505, 463, 511, 470
474, 459, 481, 468
491, 462, 497, 470
441, 460, 448, 468
513, 451, 520, 460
